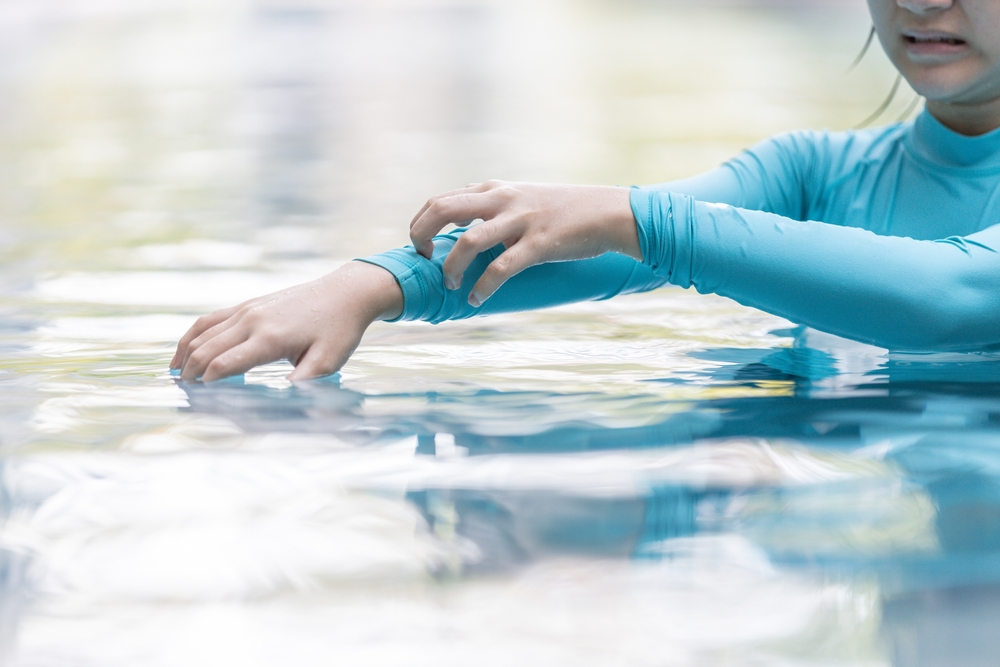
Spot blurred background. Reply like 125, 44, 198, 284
0, 0, 904, 277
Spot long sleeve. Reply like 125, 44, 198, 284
359, 233, 666, 324
632, 187, 1000, 351
642, 130, 826, 219
359, 115, 1000, 349
358, 132, 818, 324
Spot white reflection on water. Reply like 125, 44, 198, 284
12, 551, 877, 667
35, 267, 339, 308
3, 437, 894, 665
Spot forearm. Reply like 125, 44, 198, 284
633, 188, 1000, 350
359, 229, 666, 324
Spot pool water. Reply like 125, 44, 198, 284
1, 1, 997, 665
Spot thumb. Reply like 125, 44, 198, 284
287, 343, 353, 381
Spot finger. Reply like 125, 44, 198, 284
180, 324, 251, 381
287, 343, 353, 381
199, 339, 286, 383
408, 182, 491, 232
171, 306, 239, 368
467, 242, 537, 307
441, 214, 523, 289
179, 312, 244, 372
410, 189, 504, 259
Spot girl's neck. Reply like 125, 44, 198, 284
926, 97, 1000, 137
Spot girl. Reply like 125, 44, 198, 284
173, 0, 1000, 382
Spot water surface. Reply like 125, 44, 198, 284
3, 2, 996, 666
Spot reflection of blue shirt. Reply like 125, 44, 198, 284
360, 110, 1000, 351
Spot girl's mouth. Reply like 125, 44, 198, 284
903, 32, 969, 58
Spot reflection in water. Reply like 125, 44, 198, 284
169, 341, 1000, 665
0, 0, 993, 665
883, 585, 1000, 667
0, 547, 30, 665
176, 345, 1000, 580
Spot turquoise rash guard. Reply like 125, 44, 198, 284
359, 110, 1000, 351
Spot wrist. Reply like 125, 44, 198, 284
337, 261, 404, 322
600, 186, 642, 261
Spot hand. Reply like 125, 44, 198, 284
171, 261, 403, 382
409, 181, 640, 306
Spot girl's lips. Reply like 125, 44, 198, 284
902, 31, 969, 59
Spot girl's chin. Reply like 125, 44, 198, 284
903, 67, 997, 104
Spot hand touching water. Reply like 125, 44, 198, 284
171, 261, 402, 382
409, 181, 641, 306
172, 180, 640, 381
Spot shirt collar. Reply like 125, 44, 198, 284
908, 109, 1000, 170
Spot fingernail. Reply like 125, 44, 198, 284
444, 276, 457, 290
469, 293, 481, 308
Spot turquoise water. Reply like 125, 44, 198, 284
3, 1, 997, 666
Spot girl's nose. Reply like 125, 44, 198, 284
896, 0, 954, 14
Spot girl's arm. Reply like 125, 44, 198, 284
359, 131, 821, 324
382, 184, 1000, 350
170, 133, 845, 380
634, 188, 1000, 350
357, 227, 665, 324
172, 261, 404, 382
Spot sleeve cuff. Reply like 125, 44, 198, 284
356, 248, 443, 322
629, 187, 695, 287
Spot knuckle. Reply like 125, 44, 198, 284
427, 197, 448, 215
496, 183, 517, 198
193, 314, 215, 330
479, 218, 500, 236
256, 328, 283, 348
241, 308, 265, 326
205, 358, 233, 378
455, 227, 480, 249
187, 348, 211, 368
492, 252, 514, 273
460, 226, 489, 250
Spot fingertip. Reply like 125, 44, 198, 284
288, 362, 323, 382
200, 361, 235, 384
201, 370, 235, 384
290, 343, 350, 381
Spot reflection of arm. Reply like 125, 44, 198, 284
634, 187, 1000, 350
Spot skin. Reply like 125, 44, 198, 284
172, 183, 637, 381
172, 261, 405, 381
869, 0, 1000, 135
174, 0, 1000, 382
